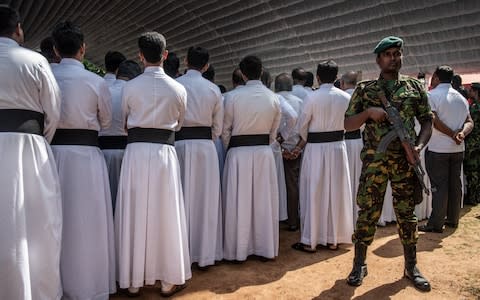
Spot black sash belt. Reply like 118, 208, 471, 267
0, 109, 44, 136
98, 135, 128, 149
127, 127, 175, 146
307, 130, 344, 143
51, 129, 99, 146
175, 126, 212, 141
345, 129, 361, 140
228, 134, 270, 149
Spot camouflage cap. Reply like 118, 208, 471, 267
471, 82, 480, 90
373, 36, 403, 54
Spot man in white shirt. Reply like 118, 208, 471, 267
222, 55, 281, 261
419, 66, 474, 232
51, 21, 116, 300
99, 60, 141, 211
0, 6, 62, 300
275, 73, 303, 231
175, 46, 223, 269
103, 50, 126, 86
291, 60, 353, 252
115, 32, 191, 297
341, 71, 363, 224
291, 67, 309, 100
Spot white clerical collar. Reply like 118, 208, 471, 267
246, 80, 262, 86
0, 37, 19, 46
144, 66, 165, 74
59, 58, 85, 69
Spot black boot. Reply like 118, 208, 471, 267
347, 243, 368, 286
403, 244, 431, 292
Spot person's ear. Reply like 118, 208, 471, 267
201, 63, 210, 73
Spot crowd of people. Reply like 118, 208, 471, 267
1, 5, 479, 299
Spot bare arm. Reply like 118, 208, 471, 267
432, 111, 455, 137
454, 113, 474, 145
416, 119, 433, 151
344, 107, 387, 131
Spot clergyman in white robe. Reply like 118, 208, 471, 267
222, 74, 281, 261
115, 63, 191, 292
297, 83, 353, 249
52, 52, 116, 299
176, 67, 224, 267
0, 29, 63, 300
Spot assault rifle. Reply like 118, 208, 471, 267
376, 90, 430, 195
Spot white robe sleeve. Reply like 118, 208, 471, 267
222, 95, 233, 148
175, 87, 187, 131
36, 61, 61, 142
97, 81, 112, 129
211, 89, 223, 140
269, 97, 282, 143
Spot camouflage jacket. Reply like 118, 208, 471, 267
465, 100, 480, 164
345, 74, 433, 152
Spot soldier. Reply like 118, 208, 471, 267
344, 36, 433, 292
464, 82, 480, 205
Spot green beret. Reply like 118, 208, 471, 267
471, 82, 480, 90
373, 36, 403, 54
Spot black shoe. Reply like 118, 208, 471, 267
444, 222, 458, 228
346, 243, 368, 286
418, 224, 443, 233
403, 244, 431, 292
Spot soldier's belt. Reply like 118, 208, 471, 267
307, 130, 344, 143
0, 109, 44, 136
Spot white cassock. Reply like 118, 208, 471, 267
273, 95, 298, 221
344, 88, 363, 225
292, 84, 309, 101
116, 66, 191, 288
222, 80, 281, 260
52, 58, 116, 300
297, 84, 353, 247
0, 37, 63, 300
99, 79, 127, 210
175, 69, 223, 267
103, 72, 116, 87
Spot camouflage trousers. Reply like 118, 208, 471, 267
352, 148, 418, 246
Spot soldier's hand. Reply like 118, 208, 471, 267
367, 107, 388, 122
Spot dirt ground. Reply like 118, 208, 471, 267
111, 205, 480, 300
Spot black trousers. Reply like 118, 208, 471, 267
425, 150, 464, 229
283, 156, 301, 227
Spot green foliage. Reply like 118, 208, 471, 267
83, 59, 106, 77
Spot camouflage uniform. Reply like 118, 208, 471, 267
464, 99, 480, 204
345, 75, 433, 246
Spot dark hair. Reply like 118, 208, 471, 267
52, 21, 84, 57
334, 79, 341, 89
261, 69, 272, 88
104, 51, 126, 73
0, 5, 20, 37
218, 84, 226, 93
164, 52, 180, 78
117, 60, 142, 80
274, 73, 293, 92
40, 36, 58, 63
232, 68, 245, 86
417, 72, 426, 80
239, 55, 262, 80
304, 71, 314, 87
202, 65, 215, 82
291, 67, 307, 83
138, 32, 166, 64
452, 74, 462, 88
434, 65, 454, 83
187, 46, 209, 70
316, 60, 338, 84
